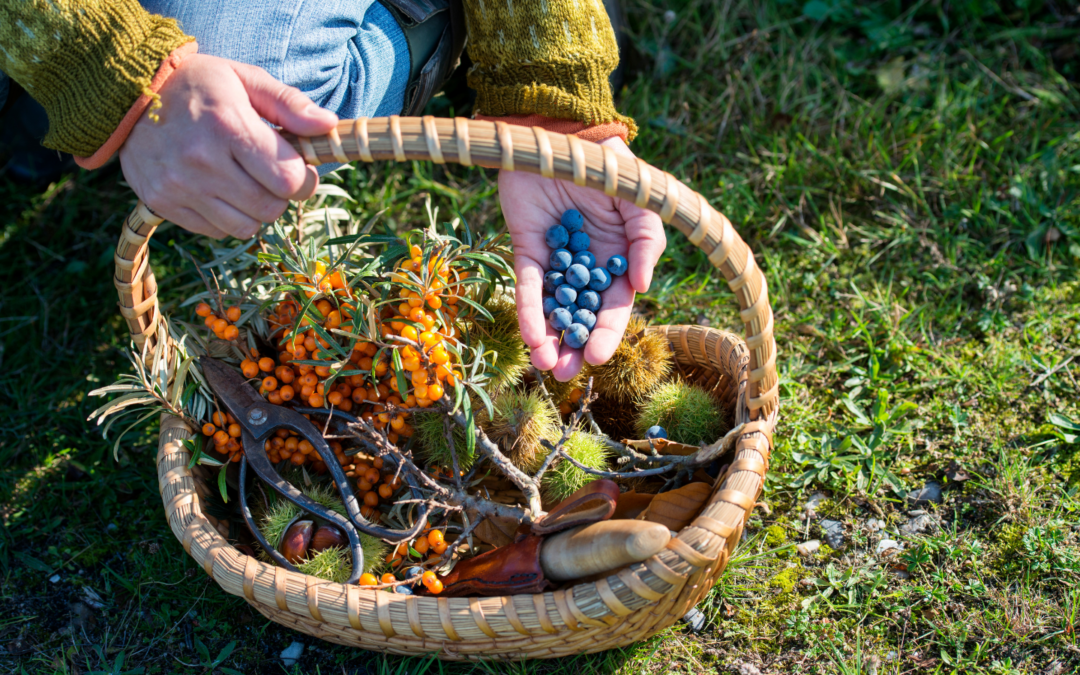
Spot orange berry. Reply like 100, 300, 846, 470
225, 306, 242, 322
378, 483, 393, 499
426, 295, 442, 310
328, 391, 344, 406
381, 573, 396, 585
432, 541, 448, 555
413, 537, 429, 554
212, 318, 229, 334
569, 388, 583, 403
400, 325, 418, 342
298, 440, 314, 455
428, 530, 445, 547
308, 394, 325, 407
364, 468, 380, 484
227, 423, 242, 438
258, 357, 275, 372
195, 302, 213, 317
430, 345, 449, 365
212, 411, 227, 427
291, 452, 306, 465
275, 366, 295, 383
203, 315, 218, 328
390, 416, 405, 431
427, 580, 444, 594
222, 324, 239, 340
359, 573, 378, 586
268, 390, 283, 405
316, 365, 331, 378
363, 491, 379, 507
409, 244, 422, 258
422, 571, 438, 587
262, 376, 278, 392
201, 423, 216, 436
427, 383, 444, 401
213, 430, 229, 446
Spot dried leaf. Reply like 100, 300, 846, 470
473, 516, 521, 548
639, 482, 712, 531
612, 490, 654, 520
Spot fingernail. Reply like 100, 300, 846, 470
305, 104, 336, 121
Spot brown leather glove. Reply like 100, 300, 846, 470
532, 479, 620, 535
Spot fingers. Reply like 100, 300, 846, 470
231, 62, 338, 135
169, 207, 230, 240
229, 107, 322, 201
551, 342, 586, 382
583, 275, 634, 365
622, 204, 666, 293
191, 198, 261, 240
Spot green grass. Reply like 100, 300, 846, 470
2, 0, 1079, 672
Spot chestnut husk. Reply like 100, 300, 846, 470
310, 525, 346, 553
279, 520, 314, 563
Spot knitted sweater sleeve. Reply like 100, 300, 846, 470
463, 0, 637, 140
0, 0, 193, 157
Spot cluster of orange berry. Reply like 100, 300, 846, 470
339, 456, 403, 521
200, 410, 244, 462
195, 302, 242, 340
385, 527, 449, 569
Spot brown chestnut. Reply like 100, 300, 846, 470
310, 525, 346, 553
279, 520, 314, 563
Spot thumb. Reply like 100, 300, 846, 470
231, 62, 338, 136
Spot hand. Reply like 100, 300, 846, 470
120, 54, 338, 239
500, 136, 666, 381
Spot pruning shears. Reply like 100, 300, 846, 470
200, 357, 429, 584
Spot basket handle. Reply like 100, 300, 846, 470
113, 115, 778, 419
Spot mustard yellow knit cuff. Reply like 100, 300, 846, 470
29, 3, 193, 156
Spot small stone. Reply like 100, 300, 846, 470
572, 251, 596, 269
543, 270, 564, 293
906, 481, 943, 508
646, 426, 667, 440
734, 662, 762, 675
663, 9, 677, 23
804, 491, 827, 511
577, 290, 601, 312
572, 309, 596, 331
819, 519, 844, 549
588, 267, 612, 291
561, 209, 584, 233
568, 231, 591, 252
565, 263, 591, 289
82, 587, 106, 610
866, 518, 885, 532
549, 248, 573, 271
280, 641, 304, 667
49, 574, 60, 583
564, 324, 590, 349
885, 650, 898, 662
542, 296, 559, 316
901, 513, 938, 537
606, 255, 628, 276
875, 539, 901, 555
796, 539, 820, 556
682, 607, 706, 632
549, 308, 573, 331
554, 284, 577, 306
545, 224, 569, 249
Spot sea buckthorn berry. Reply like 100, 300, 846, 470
202, 423, 216, 436
262, 376, 278, 392
414, 537, 429, 554
212, 318, 229, 334
363, 491, 379, 507
275, 366, 294, 383
378, 483, 393, 499
213, 430, 230, 446
427, 383, 444, 401
212, 411, 227, 427
430, 345, 449, 365
409, 244, 422, 258
568, 388, 584, 404
203, 315, 218, 328
428, 530, 445, 547
359, 573, 378, 586
225, 306, 241, 322
426, 294, 442, 310
268, 391, 283, 405
228, 423, 242, 438
328, 391, 343, 406
364, 468, 380, 484
427, 579, 444, 594
432, 541, 448, 555
308, 393, 325, 407
422, 571, 438, 587
258, 357, 275, 372
381, 573, 396, 585
400, 325, 418, 342
195, 302, 213, 317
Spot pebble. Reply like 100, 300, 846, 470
682, 607, 706, 632
876, 539, 901, 555
549, 248, 572, 271
606, 255, 628, 276
796, 539, 820, 556
572, 308, 596, 330
564, 324, 590, 349
866, 517, 886, 532
49, 574, 61, 583
577, 289, 601, 312
568, 231, 590, 252
589, 267, 612, 291
906, 481, 943, 508
819, 519, 845, 549
545, 225, 569, 249
280, 641, 304, 667
549, 308, 573, 331
565, 264, 591, 289
561, 208, 584, 232
572, 251, 595, 269
901, 513, 938, 537
804, 491, 827, 511
646, 425, 668, 440
554, 285, 577, 306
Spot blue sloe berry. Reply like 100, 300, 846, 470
549, 248, 573, 272
543, 270, 565, 294
577, 290, 600, 312
646, 425, 667, 440
572, 251, 595, 269
549, 308, 573, 331
561, 209, 584, 233
545, 225, 569, 250
572, 308, 596, 330
554, 284, 578, 306
565, 264, 591, 289
606, 255, 628, 276
588, 267, 611, 291
568, 231, 590, 253
564, 323, 590, 349
542, 296, 560, 316
562, 302, 579, 315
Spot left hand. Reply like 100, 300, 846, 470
500, 136, 666, 381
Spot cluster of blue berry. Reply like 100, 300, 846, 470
542, 209, 628, 349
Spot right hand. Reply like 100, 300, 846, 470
120, 54, 338, 239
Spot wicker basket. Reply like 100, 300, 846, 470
113, 116, 779, 659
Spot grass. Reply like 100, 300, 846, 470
1, 0, 1079, 672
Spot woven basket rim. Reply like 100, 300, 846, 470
122, 116, 780, 658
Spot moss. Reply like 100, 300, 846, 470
765, 524, 788, 547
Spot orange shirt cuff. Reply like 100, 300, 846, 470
474, 114, 629, 144
74, 42, 199, 170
